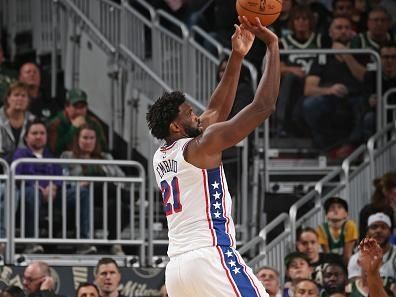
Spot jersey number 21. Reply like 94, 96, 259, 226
161, 177, 183, 216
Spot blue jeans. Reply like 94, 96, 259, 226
22, 185, 91, 238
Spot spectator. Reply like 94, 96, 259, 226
294, 279, 320, 297
296, 227, 343, 285
95, 258, 125, 297
48, 88, 107, 157
352, 0, 368, 33
256, 266, 282, 297
0, 46, 17, 107
23, 261, 55, 295
350, 6, 395, 65
0, 81, 35, 162
61, 125, 128, 255
348, 212, 395, 280
363, 45, 396, 135
321, 262, 348, 296
270, 0, 295, 38
0, 286, 25, 297
283, 252, 313, 297
302, 16, 367, 158
76, 283, 100, 297
346, 237, 396, 296
13, 119, 95, 255
18, 62, 60, 121
275, 5, 321, 136
358, 171, 396, 241
317, 197, 358, 265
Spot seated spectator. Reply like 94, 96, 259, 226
350, 6, 395, 66
363, 44, 396, 135
321, 262, 348, 297
302, 16, 367, 158
348, 212, 395, 281
0, 81, 35, 162
48, 88, 107, 156
256, 266, 282, 297
13, 119, 95, 254
346, 237, 396, 296
269, 0, 294, 38
283, 252, 313, 297
0, 286, 24, 297
317, 197, 358, 265
359, 171, 396, 241
296, 227, 343, 285
23, 261, 55, 295
61, 124, 129, 255
275, 5, 321, 136
352, 0, 368, 33
294, 279, 320, 297
0, 46, 17, 107
18, 62, 61, 121
76, 283, 100, 297
94, 258, 122, 297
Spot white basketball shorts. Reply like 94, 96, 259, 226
165, 246, 269, 297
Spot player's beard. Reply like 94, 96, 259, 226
184, 125, 202, 137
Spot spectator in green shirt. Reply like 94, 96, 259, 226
48, 88, 107, 156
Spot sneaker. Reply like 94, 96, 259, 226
76, 244, 97, 255
111, 244, 125, 256
23, 244, 44, 254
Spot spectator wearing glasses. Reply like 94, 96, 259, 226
22, 261, 56, 296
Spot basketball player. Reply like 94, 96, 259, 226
147, 16, 280, 297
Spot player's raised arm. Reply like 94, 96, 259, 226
190, 17, 280, 159
199, 24, 255, 129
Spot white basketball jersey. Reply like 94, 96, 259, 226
153, 138, 236, 257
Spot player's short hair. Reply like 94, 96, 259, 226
146, 91, 186, 140
76, 283, 100, 297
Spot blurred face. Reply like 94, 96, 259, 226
282, 0, 293, 13
25, 123, 47, 151
77, 286, 99, 297
23, 265, 45, 294
287, 258, 312, 281
380, 47, 396, 78
65, 102, 88, 120
78, 128, 97, 155
7, 88, 29, 112
256, 268, 280, 295
19, 63, 41, 87
366, 221, 391, 246
367, 10, 391, 38
95, 263, 121, 295
174, 103, 202, 138
334, 0, 353, 17
296, 231, 320, 262
293, 15, 311, 34
323, 265, 347, 293
326, 203, 348, 223
329, 18, 353, 44
294, 281, 319, 297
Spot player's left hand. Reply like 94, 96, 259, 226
231, 24, 255, 57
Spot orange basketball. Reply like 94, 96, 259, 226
236, 0, 282, 26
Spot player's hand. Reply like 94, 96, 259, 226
358, 237, 383, 275
238, 16, 278, 46
231, 24, 255, 57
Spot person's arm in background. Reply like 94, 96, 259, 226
359, 237, 387, 297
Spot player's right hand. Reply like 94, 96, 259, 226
238, 16, 278, 46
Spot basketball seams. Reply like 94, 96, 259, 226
237, 1, 282, 16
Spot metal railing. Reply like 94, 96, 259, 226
6, 158, 146, 265
0, 159, 10, 256
383, 88, 396, 125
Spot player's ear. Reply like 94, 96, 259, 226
169, 121, 180, 134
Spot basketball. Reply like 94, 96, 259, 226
236, 0, 282, 26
